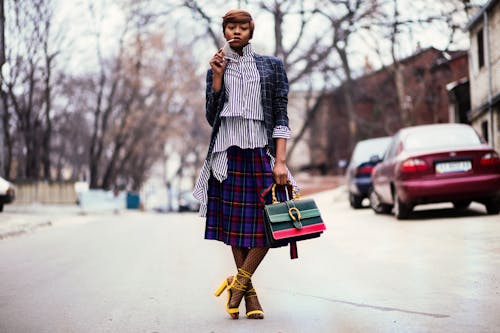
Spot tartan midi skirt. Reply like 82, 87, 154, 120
205, 146, 276, 248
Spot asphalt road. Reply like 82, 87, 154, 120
1, 190, 499, 333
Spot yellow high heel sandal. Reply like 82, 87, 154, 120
214, 269, 252, 319
245, 288, 265, 319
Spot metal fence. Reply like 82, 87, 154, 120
14, 182, 78, 204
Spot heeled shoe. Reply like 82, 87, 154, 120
214, 276, 239, 318
245, 287, 265, 319
214, 269, 252, 319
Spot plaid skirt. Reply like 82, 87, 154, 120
205, 146, 279, 248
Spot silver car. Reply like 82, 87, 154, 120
0, 177, 15, 212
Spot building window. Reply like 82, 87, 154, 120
477, 29, 485, 69
481, 120, 489, 143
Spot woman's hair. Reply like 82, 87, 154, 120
222, 9, 254, 38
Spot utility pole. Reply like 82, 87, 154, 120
0, 0, 5, 177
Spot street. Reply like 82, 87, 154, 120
1, 189, 499, 333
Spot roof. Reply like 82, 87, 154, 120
465, 0, 500, 30
469, 92, 500, 120
398, 123, 475, 139
401, 123, 471, 132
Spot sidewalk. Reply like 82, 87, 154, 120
0, 203, 84, 239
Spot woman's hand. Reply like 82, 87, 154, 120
273, 160, 288, 185
209, 49, 226, 93
209, 49, 226, 77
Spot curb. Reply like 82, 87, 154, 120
0, 220, 53, 240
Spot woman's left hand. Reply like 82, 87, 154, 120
273, 161, 288, 185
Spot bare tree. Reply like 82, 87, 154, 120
157, 0, 386, 157
79, 0, 207, 190
1, 0, 63, 180
371, 0, 477, 127
0, 0, 6, 177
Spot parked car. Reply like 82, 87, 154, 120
369, 123, 500, 219
346, 136, 392, 208
0, 177, 15, 212
178, 191, 200, 212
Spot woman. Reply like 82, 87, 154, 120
193, 8, 296, 320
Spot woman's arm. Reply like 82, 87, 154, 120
271, 57, 291, 185
273, 138, 289, 185
272, 58, 289, 127
205, 70, 219, 127
206, 50, 227, 126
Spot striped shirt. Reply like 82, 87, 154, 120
221, 45, 263, 120
193, 44, 295, 216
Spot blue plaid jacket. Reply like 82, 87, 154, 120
204, 54, 289, 160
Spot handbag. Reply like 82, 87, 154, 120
261, 183, 326, 259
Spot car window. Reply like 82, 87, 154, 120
350, 137, 391, 165
403, 126, 482, 152
384, 134, 400, 160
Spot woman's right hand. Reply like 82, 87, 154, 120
209, 49, 226, 77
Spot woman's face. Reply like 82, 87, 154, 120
224, 22, 251, 48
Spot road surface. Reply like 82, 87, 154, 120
1, 190, 499, 332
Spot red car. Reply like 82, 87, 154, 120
369, 123, 500, 219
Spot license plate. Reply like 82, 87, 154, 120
435, 161, 472, 174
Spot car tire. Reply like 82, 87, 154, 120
349, 193, 363, 209
453, 200, 471, 211
393, 191, 412, 220
0, 203, 3, 212
369, 188, 392, 214
485, 199, 500, 215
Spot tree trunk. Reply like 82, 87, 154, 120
337, 45, 358, 152
89, 71, 105, 188
0, 0, 5, 177
273, 3, 284, 58
390, 0, 411, 127
0, 89, 9, 178
288, 92, 325, 159
42, 51, 53, 181
101, 140, 124, 190
393, 62, 412, 126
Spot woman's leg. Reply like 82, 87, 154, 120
228, 247, 269, 310
231, 246, 248, 268
231, 247, 264, 318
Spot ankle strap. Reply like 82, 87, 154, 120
230, 268, 252, 292
245, 288, 257, 297
238, 268, 252, 279
231, 276, 247, 292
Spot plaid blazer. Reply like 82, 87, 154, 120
204, 54, 289, 161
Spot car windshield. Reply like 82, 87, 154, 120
403, 126, 482, 152
351, 137, 392, 164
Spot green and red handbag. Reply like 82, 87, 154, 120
261, 184, 326, 259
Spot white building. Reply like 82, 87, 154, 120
466, 0, 500, 152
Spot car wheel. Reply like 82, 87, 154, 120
453, 200, 471, 211
349, 193, 363, 209
0, 203, 3, 212
369, 188, 392, 214
485, 199, 500, 215
393, 191, 412, 220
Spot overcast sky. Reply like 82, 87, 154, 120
54, 0, 488, 81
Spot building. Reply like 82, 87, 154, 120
308, 47, 469, 173
466, 0, 500, 152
